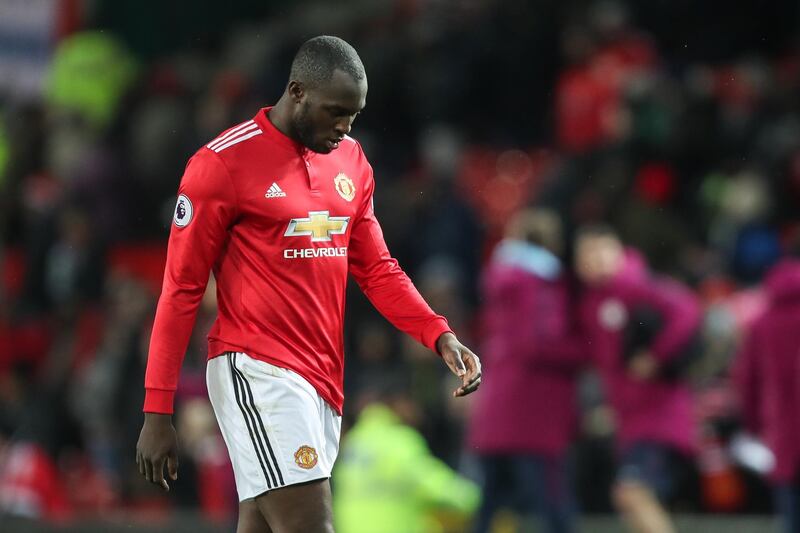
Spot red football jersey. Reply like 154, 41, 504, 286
144, 108, 451, 414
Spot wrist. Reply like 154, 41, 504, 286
144, 412, 173, 424
436, 332, 456, 354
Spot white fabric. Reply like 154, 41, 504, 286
206, 352, 341, 501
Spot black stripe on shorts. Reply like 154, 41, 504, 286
227, 353, 278, 488
228, 353, 285, 487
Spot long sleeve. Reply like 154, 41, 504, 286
143, 150, 238, 413
347, 162, 451, 353
629, 276, 702, 363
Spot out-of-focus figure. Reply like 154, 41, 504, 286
468, 208, 584, 533
575, 225, 700, 533
333, 384, 480, 533
0, 435, 72, 522
733, 257, 800, 533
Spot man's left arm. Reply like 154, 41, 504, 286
626, 276, 702, 380
348, 167, 480, 396
640, 277, 702, 362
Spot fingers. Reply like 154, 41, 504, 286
455, 375, 482, 397
152, 455, 169, 491
167, 452, 179, 481
143, 454, 153, 482
453, 349, 482, 397
445, 348, 467, 377
138, 451, 170, 491
461, 348, 481, 383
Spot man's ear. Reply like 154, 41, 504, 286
288, 80, 305, 103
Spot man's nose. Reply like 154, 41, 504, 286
335, 117, 353, 135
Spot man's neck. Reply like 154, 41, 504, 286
267, 95, 297, 142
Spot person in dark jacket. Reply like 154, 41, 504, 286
468, 208, 584, 533
733, 258, 800, 533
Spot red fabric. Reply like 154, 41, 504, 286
1, 248, 25, 300
0, 319, 52, 374
578, 250, 700, 454
456, 147, 554, 233
109, 243, 167, 294
144, 107, 450, 415
0, 442, 72, 522
467, 243, 584, 455
55, 0, 83, 40
733, 259, 800, 483
593, 34, 658, 91
196, 436, 237, 522
555, 66, 618, 153
635, 163, 677, 205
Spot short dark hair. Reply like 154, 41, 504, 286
289, 36, 366, 88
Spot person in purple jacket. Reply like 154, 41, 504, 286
733, 257, 800, 533
574, 225, 700, 533
468, 208, 585, 533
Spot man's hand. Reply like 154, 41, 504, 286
437, 332, 482, 397
136, 413, 179, 491
628, 350, 658, 381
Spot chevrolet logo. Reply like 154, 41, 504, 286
284, 211, 350, 242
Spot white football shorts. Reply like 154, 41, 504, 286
206, 352, 342, 501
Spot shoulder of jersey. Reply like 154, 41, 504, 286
342, 134, 358, 149
341, 134, 366, 159
204, 119, 263, 155
343, 134, 372, 177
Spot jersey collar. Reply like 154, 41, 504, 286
256, 106, 308, 155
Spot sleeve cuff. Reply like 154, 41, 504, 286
421, 317, 453, 356
143, 388, 176, 414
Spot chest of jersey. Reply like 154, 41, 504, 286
226, 143, 365, 260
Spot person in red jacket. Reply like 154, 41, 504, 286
575, 225, 700, 533
136, 36, 481, 533
733, 257, 800, 533
468, 208, 584, 533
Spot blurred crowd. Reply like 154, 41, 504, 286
1, 0, 800, 531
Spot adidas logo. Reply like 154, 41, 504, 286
265, 182, 287, 198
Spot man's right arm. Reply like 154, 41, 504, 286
143, 150, 238, 414
137, 150, 237, 491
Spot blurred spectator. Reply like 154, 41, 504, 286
175, 398, 237, 524
45, 31, 138, 132
334, 383, 480, 533
0, 436, 72, 522
575, 226, 701, 533
68, 275, 152, 499
733, 257, 800, 533
467, 208, 584, 533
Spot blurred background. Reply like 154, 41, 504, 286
1, 0, 800, 532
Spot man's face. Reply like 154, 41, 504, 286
291, 69, 367, 154
575, 235, 623, 286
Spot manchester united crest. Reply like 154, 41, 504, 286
294, 445, 318, 469
334, 173, 356, 202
